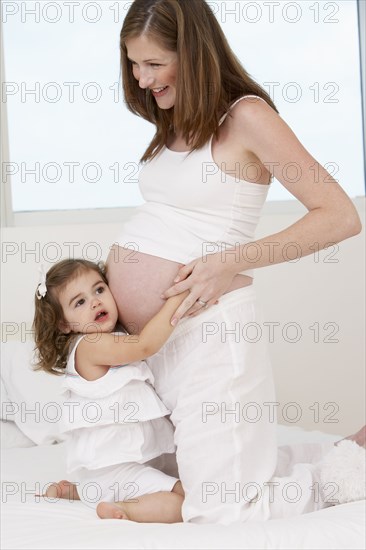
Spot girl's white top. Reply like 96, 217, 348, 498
60, 335, 176, 472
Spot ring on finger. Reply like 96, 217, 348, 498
197, 299, 208, 308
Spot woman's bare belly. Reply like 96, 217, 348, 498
106, 245, 252, 334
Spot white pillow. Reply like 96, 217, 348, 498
0, 375, 35, 448
0, 374, 11, 419
0, 419, 36, 448
0, 340, 65, 445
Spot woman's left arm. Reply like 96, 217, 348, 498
163, 99, 362, 324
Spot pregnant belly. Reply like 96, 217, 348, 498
106, 245, 252, 334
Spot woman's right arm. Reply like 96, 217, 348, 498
78, 291, 189, 369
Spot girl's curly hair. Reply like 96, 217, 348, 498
32, 259, 108, 375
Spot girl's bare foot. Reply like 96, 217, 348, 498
335, 425, 366, 448
97, 501, 130, 520
36, 480, 80, 500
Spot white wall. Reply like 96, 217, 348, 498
254, 198, 365, 437
1, 198, 364, 436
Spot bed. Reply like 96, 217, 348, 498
2, 426, 365, 550
1, 343, 365, 550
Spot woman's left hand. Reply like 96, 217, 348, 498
161, 252, 237, 325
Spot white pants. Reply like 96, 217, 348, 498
146, 286, 333, 524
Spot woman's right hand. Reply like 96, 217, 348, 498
161, 250, 239, 325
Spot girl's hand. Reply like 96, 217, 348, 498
161, 252, 237, 325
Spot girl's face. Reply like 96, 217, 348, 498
58, 270, 118, 334
126, 34, 178, 110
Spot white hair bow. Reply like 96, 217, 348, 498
36, 265, 47, 300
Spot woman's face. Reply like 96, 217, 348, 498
125, 34, 178, 110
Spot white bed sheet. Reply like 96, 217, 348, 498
1, 425, 365, 550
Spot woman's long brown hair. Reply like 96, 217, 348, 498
120, 0, 278, 162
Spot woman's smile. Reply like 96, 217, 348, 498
151, 86, 169, 97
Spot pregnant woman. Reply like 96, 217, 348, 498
106, 0, 363, 524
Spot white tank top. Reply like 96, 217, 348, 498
117, 95, 271, 278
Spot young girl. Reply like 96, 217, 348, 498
33, 258, 186, 522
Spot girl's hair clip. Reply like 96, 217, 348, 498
36, 265, 47, 300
